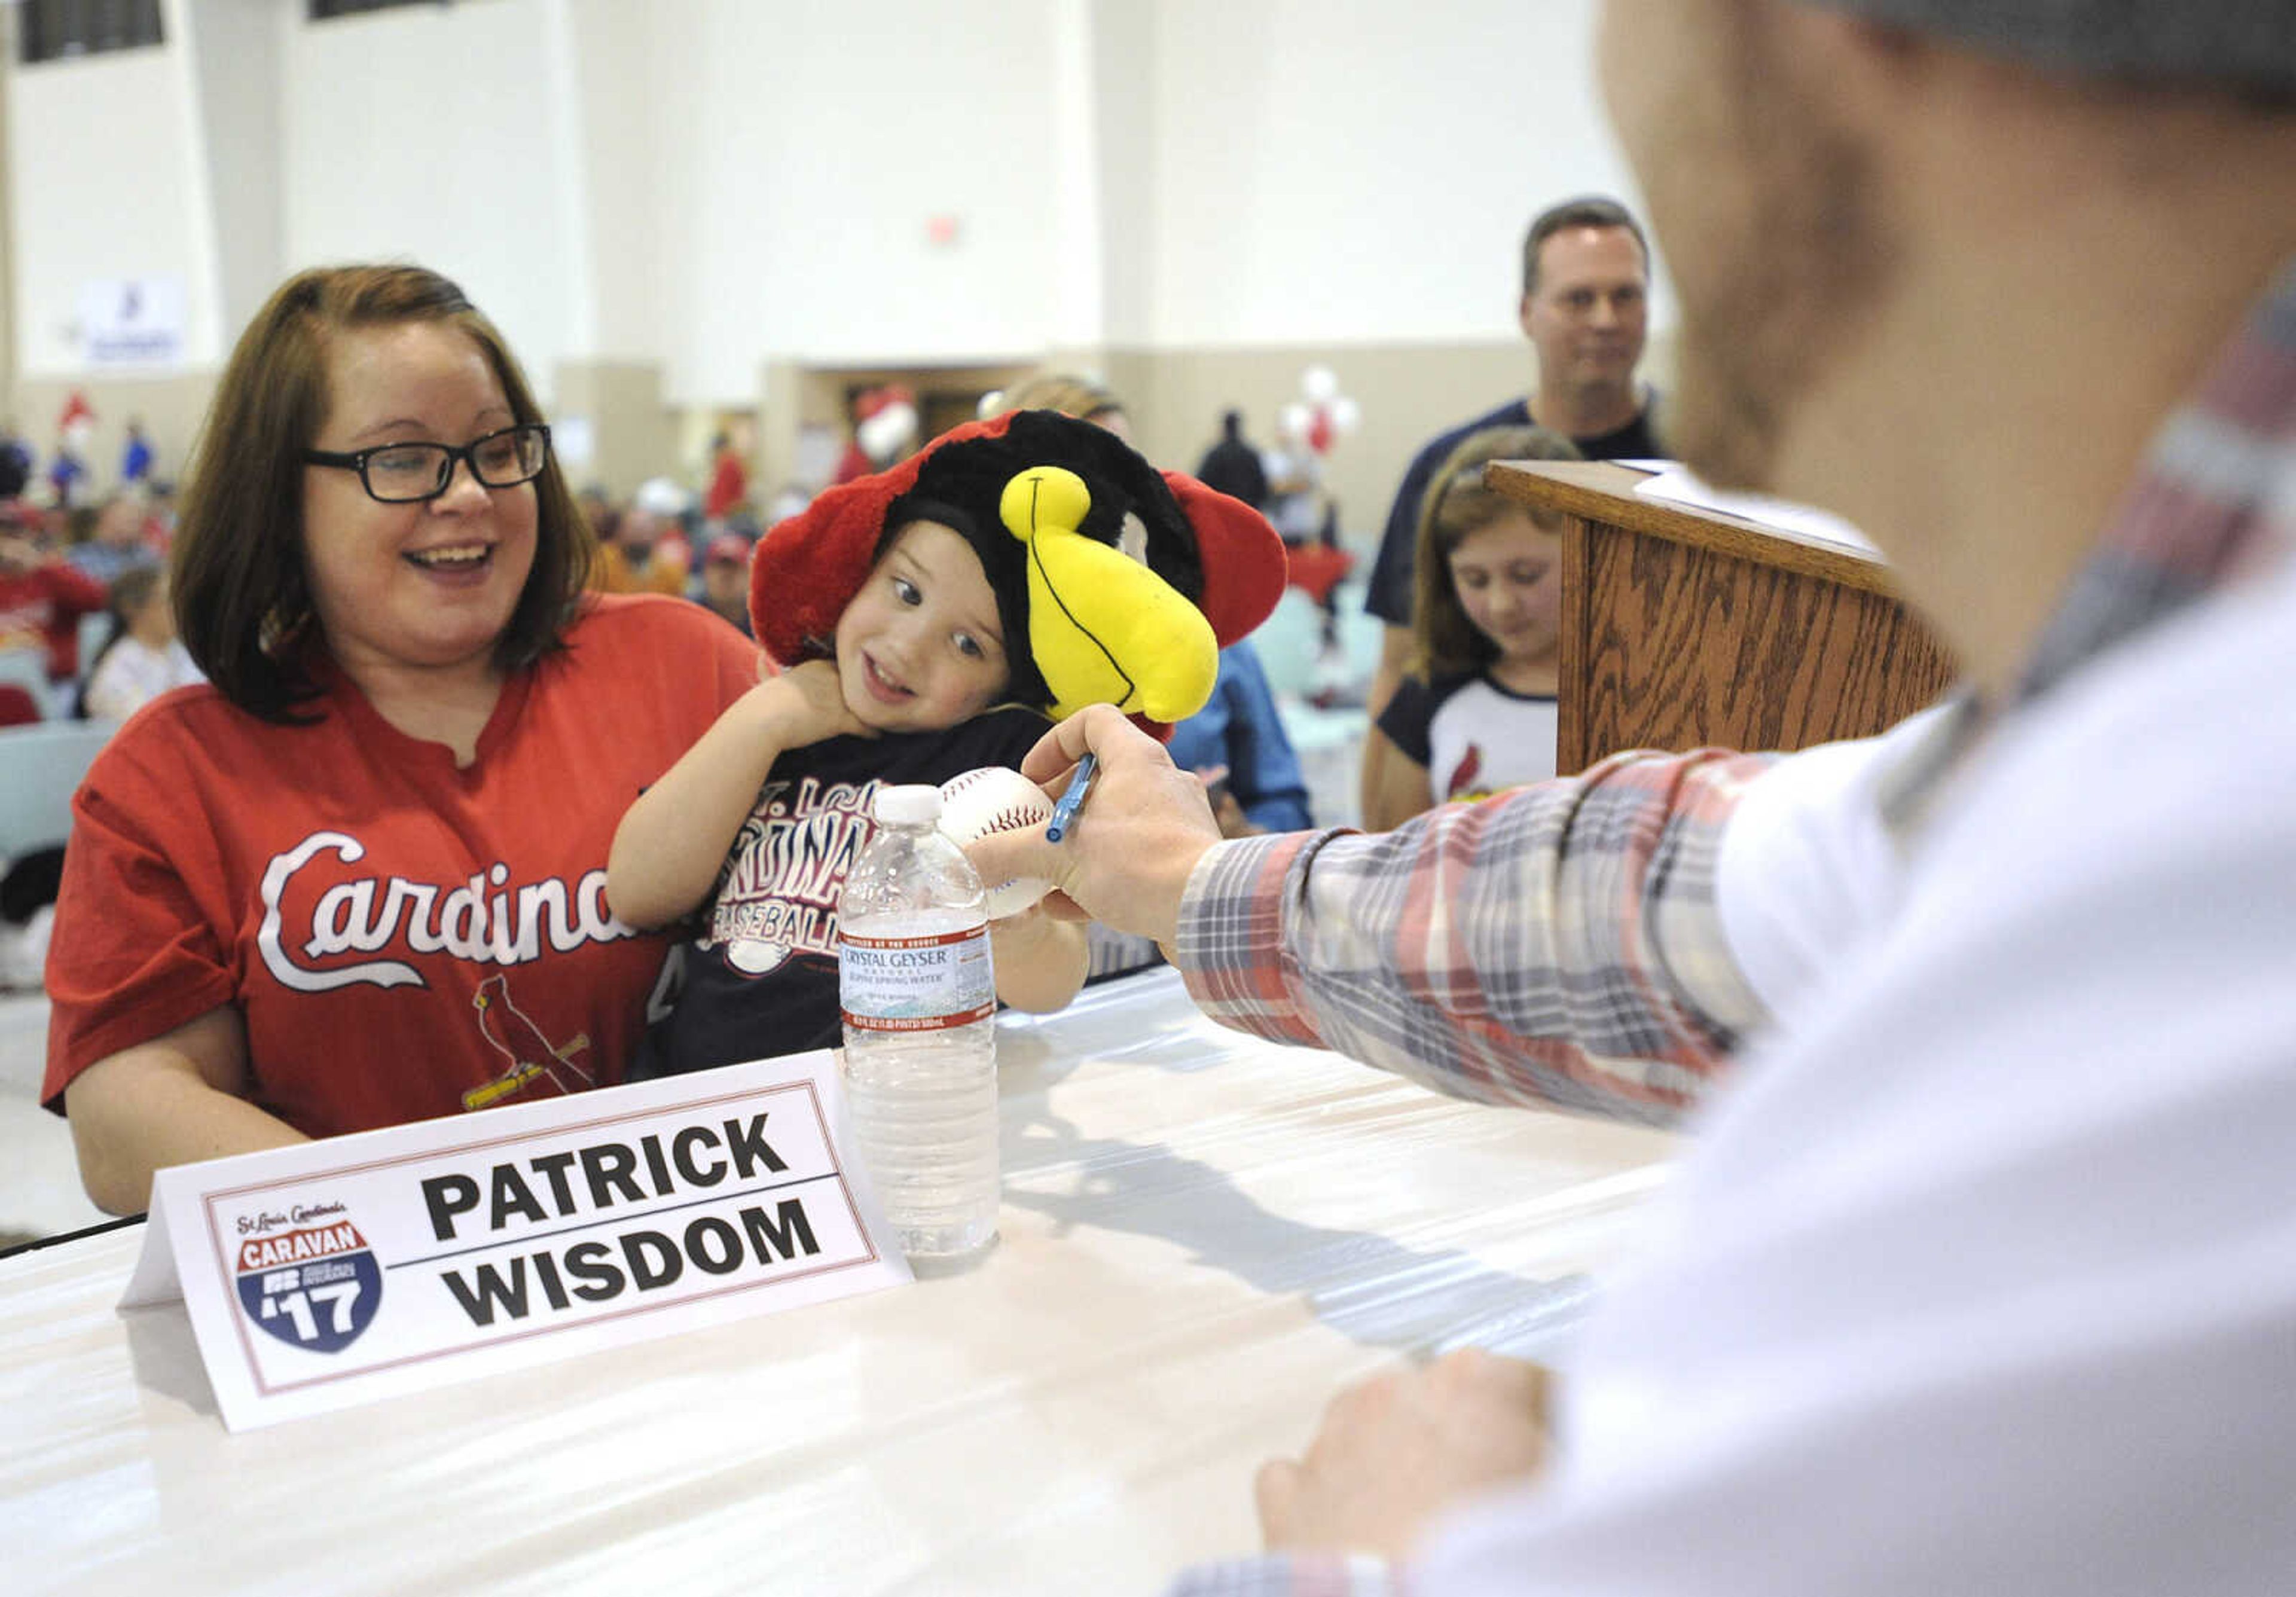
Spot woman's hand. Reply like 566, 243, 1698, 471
1194, 764, 1260, 838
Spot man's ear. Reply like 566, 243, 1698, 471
1517, 291, 1538, 341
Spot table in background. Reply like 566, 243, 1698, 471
1, 969, 1677, 1596
1489, 460, 1959, 772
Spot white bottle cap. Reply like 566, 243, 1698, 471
872, 784, 943, 827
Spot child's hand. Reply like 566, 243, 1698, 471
987, 900, 1088, 1013
756, 658, 874, 748
987, 898, 1046, 934
1194, 764, 1259, 838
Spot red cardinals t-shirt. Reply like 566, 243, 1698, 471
43, 594, 758, 1136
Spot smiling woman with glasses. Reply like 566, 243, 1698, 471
303, 422, 553, 503
38, 263, 762, 1217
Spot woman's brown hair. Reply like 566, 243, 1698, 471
1407, 425, 1581, 680
172, 264, 595, 721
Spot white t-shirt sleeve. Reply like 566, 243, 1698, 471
1712, 704, 1952, 1024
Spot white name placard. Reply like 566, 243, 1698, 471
122, 1050, 911, 1431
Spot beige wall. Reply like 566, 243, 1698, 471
744, 341, 1538, 552
13, 362, 669, 509
14, 362, 672, 510
1120, 341, 1528, 557
5, 337, 1669, 529
13, 372, 216, 497
1125, 331, 1678, 557
752, 359, 1040, 503
747, 334, 1680, 559
551, 360, 677, 502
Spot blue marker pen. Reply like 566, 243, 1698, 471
1044, 752, 1099, 842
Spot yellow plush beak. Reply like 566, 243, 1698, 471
999, 466, 1219, 722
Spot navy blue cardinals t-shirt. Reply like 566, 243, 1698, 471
643, 705, 1048, 1076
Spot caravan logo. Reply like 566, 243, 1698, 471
233, 1216, 384, 1354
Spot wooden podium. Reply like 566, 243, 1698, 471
1487, 460, 1958, 774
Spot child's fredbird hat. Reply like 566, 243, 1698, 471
749, 410, 1286, 728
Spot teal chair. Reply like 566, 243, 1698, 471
0, 646, 51, 720
0, 720, 116, 863
1251, 588, 1328, 699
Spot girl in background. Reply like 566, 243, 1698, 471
1360, 425, 1579, 831
79, 565, 203, 721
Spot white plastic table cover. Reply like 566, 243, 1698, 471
1, 967, 1677, 1596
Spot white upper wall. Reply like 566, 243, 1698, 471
606, 0, 1073, 399
277, 0, 585, 402
567, 0, 660, 364
190, 0, 284, 344
1137, 0, 1662, 347
8, 0, 1660, 400
567, 0, 1080, 401
8, 30, 221, 377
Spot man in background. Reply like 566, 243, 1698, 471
703, 430, 749, 523
120, 418, 155, 486
1195, 409, 1271, 510
591, 479, 692, 597
0, 420, 32, 501
696, 532, 754, 637
1361, 196, 1665, 723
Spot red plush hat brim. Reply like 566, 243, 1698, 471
749, 413, 1290, 703
1162, 471, 1287, 649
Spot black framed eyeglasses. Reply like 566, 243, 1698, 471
303, 423, 552, 503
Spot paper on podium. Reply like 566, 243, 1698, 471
1635, 463, 1879, 555
122, 1049, 911, 1430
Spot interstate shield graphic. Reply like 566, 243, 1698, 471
233, 1220, 384, 1354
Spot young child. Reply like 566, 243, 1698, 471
80, 564, 204, 721
1361, 425, 1581, 832
609, 410, 1285, 1074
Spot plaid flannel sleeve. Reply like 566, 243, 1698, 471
1171, 747, 1776, 1126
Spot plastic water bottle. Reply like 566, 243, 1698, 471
836, 784, 1000, 1265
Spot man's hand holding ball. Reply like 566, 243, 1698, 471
954, 705, 1226, 948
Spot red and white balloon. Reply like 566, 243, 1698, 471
1278, 365, 1361, 457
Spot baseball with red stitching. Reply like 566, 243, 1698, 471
937, 767, 1057, 919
